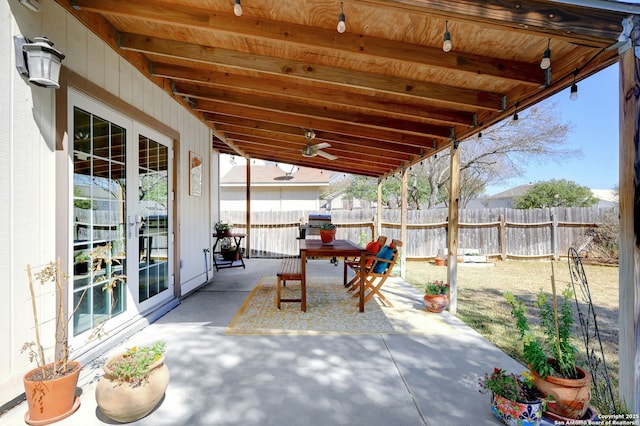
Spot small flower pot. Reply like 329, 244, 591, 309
221, 249, 239, 262
490, 393, 542, 426
434, 258, 446, 266
423, 294, 449, 313
23, 361, 82, 425
319, 229, 336, 244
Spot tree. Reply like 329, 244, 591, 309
341, 101, 577, 209
513, 179, 598, 208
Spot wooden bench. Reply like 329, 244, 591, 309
276, 257, 305, 312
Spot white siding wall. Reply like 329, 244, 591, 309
221, 187, 321, 211
0, 0, 215, 403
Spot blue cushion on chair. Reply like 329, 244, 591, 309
373, 245, 395, 273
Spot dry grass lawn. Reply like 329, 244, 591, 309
405, 259, 619, 408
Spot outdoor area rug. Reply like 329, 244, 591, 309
225, 276, 456, 335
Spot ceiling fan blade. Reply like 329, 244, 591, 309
316, 150, 337, 160
313, 142, 331, 150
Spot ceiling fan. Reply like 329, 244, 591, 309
301, 129, 337, 160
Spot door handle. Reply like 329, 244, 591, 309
128, 216, 144, 238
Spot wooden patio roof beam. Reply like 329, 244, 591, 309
198, 102, 445, 148
73, 0, 543, 85
220, 133, 411, 167
173, 84, 452, 139
118, 33, 506, 111
157, 67, 476, 126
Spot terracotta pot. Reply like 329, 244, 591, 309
23, 361, 81, 426
319, 229, 336, 244
491, 393, 542, 426
543, 406, 598, 423
434, 258, 446, 266
532, 363, 592, 419
216, 229, 231, 237
423, 294, 449, 313
221, 249, 239, 261
95, 354, 170, 423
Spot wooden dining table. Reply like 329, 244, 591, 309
299, 239, 367, 312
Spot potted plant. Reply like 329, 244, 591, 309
504, 283, 592, 419
479, 367, 546, 426
319, 222, 337, 244
95, 341, 169, 423
214, 220, 232, 237
22, 244, 126, 424
220, 237, 239, 262
423, 280, 450, 313
22, 259, 82, 425
73, 251, 90, 275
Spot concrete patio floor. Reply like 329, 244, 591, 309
1, 258, 532, 426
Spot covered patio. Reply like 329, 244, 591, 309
3, 0, 638, 418
54, 0, 640, 411
2, 258, 532, 425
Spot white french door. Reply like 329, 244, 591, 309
69, 90, 173, 343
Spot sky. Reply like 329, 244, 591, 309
485, 63, 620, 196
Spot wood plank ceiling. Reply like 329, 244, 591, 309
58, 0, 634, 178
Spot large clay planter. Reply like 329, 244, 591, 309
23, 361, 81, 426
95, 354, 170, 423
490, 393, 542, 426
319, 229, 336, 244
423, 294, 449, 313
532, 363, 592, 419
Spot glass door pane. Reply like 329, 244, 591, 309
72, 107, 127, 336
137, 135, 169, 303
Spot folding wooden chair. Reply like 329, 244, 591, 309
343, 235, 387, 287
348, 239, 402, 307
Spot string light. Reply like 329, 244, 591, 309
337, 2, 346, 33
540, 39, 551, 70
233, 0, 242, 17
570, 70, 578, 101
442, 21, 452, 52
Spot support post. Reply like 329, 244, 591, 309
400, 168, 408, 278
447, 143, 460, 314
377, 178, 383, 239
245, 159, 251, 258
499, 214, 506, 260
618, 15, 640, 414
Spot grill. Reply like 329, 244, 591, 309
299, 214, 331, 239
299, 214, 337, 265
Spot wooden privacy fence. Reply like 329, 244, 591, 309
220, 206, 618, 260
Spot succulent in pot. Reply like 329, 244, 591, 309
95, 341, 170, 422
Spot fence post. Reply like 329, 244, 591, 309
499, 214, 506, 260
551, 211, 558, 260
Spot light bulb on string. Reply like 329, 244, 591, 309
233, 0, 242, 17
570, 71, 578, 101
442, 21, 452, 52
540, 39, 551, 70
337, 2, 346, 33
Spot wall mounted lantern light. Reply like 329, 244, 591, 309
16, 36, 65, 88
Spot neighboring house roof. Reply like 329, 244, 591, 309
221, 165, 330, 187
483, 185, 619, 208
591, 189, 618, 203
487, 184, 533, 200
